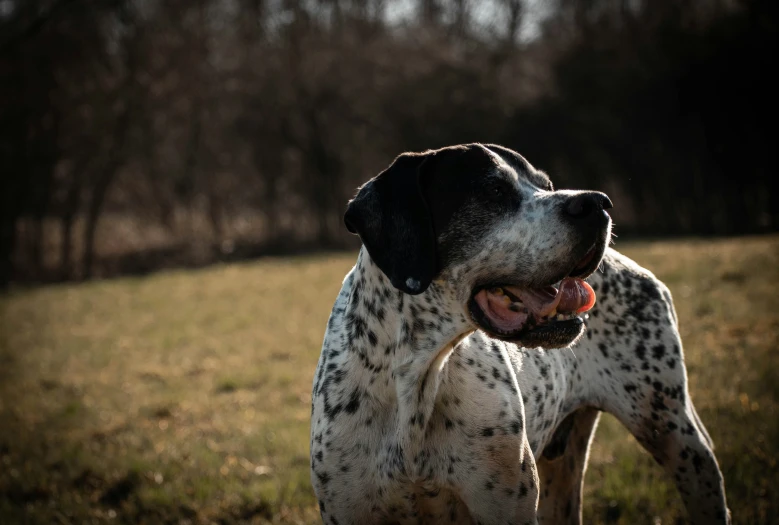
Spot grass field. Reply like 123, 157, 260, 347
1, 236, 778, 524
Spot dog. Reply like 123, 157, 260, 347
310, 144, 730, 524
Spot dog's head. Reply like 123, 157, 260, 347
345, 144, 612, 349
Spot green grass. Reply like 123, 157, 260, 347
1, 236, 778, 524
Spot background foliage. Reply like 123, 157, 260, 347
1, 0, 777, 287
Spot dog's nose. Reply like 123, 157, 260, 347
564, 192, 613, 219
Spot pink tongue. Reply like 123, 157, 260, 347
507, 278, 596, 317
474, 289, 530, 333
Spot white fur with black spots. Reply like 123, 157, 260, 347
310, 144, 730, 524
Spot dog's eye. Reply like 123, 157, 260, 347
485, 181, 506, 200
485, 180, 517, 206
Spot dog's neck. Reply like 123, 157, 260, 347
340, 248, 472, 475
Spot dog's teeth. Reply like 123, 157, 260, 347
491, 287, 504, 295
556, 314, 565, 321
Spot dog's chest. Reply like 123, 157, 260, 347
311, 330, 531, 521
365, 481, 473, 524
449, 333, 577, 457
311, 403, 477, 522
513, 347, 577, 454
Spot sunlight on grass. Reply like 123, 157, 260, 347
1, 238, 778, 524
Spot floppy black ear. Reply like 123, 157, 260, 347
344, 152, 437, 295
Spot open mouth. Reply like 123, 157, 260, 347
468, 246, 600, 348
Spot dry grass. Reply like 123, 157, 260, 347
1, 236, 777, 524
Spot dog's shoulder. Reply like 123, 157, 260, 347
589, 248, 676, 322
582, 248, 683, 383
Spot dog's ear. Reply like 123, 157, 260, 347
344, 152, 437, 295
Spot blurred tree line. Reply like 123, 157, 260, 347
1, 0, 776, 287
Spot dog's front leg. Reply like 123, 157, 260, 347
590, 267, 731, 524
536, 407, 601, 525
452, 431, 540, 525
613, 398, 730, 524
436, 342, 541, 525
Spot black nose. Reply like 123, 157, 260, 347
564, 192, 613, 219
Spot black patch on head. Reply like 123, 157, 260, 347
484, 144, 552, 191
344, 152, 437, 294
421, 144, 521, 269
345, 143, 525, 292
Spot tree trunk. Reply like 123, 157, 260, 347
82, 172, 114, 279
59, 178, 81, 280
0, 216, 16, 289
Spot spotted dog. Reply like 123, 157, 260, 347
310, 144, 730, 524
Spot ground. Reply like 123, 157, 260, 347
1, 236, 777, 524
